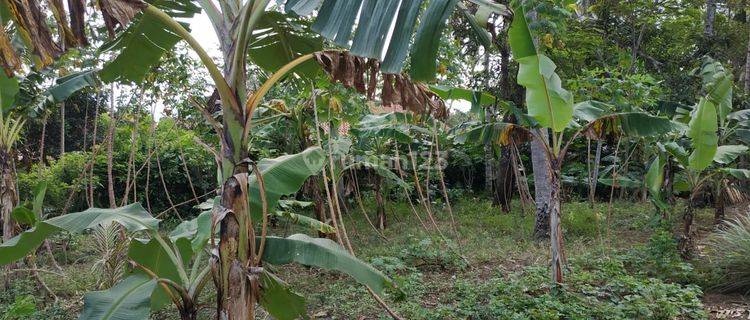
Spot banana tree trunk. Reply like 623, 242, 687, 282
588, 139, 602, 207
1, 150, 18, 242
1, 149, 18, 289
705, 0, 716, 38
548, 158, 564, 285
532, 129, 551, 239
374, 174, 386, 230
745, 24, 750, 93
714, 181, 725, 225
679, 195, 696, 259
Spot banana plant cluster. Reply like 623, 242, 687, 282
455, 1, 677, 284
644, 57, 750, 257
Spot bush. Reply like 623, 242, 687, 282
707, 212, 750, 293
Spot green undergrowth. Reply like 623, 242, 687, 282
0, 195, 718, 319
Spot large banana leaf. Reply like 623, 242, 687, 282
261, 234, 394, 295
287, 0, 507, 80
259, 271, 307, 320
687, 98, 719, 172
721, 168, 750, 179
663, 141, 689, 167
340, 161, 409, 190
585, 113, 676, 139
508, 3, 573, 133
248, 11, 323, 77
645, 154, 668, 210
79, 274, 157, 320
48, 70, 98, 102
273, 210, 336, 234
713, 145, 749, 164
698, 56, 732, 123
128, 237, 192, 309
453, 121, 526, 146
0, 203, 157, 266
351, 113, 421, 144
248, 147, 325, 221
99, 0, 200, 83
169, 210, 213, 252
0, 71, 18, 112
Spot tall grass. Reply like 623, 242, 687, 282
707, 211, 750, 293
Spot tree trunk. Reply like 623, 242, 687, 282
679, 196, 696, 259
495, 146, 514, 212
745, 23, 750, 93
705, 0, 716, 37
60, 101, 65, 161
374, 175, 386, 230
1, 149, 19, 288
106, 84, 117, 208
532, 129, 552, 238
548, 159, 564, 285
714, 181, 725, 225
483, 53, 494, 195
589, 139, 602, 207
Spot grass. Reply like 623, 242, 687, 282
0, 193, 720, 319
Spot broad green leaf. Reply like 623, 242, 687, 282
99, 0, 200, 83
381, 0, 424, 73
340, 161, 409, 190
453, 121, 524, 146
515, 54, 574, 132
259, 272, 308, 320
429, 85, 496, 106
458, 3, 492, 49
736, 128, 750, 145
584, 113, 676, 139
261, 234, 394, 294
721, 168, 750, 179
508, 2, 573, 132
410, 0, 459, 81
128, 237, 191, 309
248, 11, 323, 77
0, 71, 18, 113
352, 113, 419, 144
645, 155, 666, 200
31, 181, 47, 216
249, 147, 325, 221
79, 274, 157, 320
728, 109, 750, 122
284, 0, 323, 15
572, 100, 610, 123
662, 142, 689, 167
713, 145, 748, 164
11, 207, 36, 227
48, 70, 97, 102
0, 204, 157, 266
350, 0, 401, 58
687, 98, 718, 171
169, 210, 212, 252
273, 210, 335, 234
698, 57, 732, 123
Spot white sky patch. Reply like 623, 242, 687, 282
446, 99, 472, 113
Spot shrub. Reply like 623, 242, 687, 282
707, 212, 750, 293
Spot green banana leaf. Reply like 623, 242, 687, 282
248, 147, 325, 221
48, 70, 98, 102
0, 203, 157, 266
453, 121, 525, 146
99, 0, 200, 83
585, 113, 677, 138
261, 234, 394, 295
339, 161, 409, 190
273, 210, 336, 234
248, 11, 323, 77
508, 3, 573, 132
713, 145, 749, 164
169, 210, 213, 253
128, 237, 192, 309
645, 154, 668, 210
0, 71, 19, 113
687, 98, 719, 172
721, 168, 750, 179
663, 141, 689, 167
79, 274, 157, 320
259, 271, 308, 320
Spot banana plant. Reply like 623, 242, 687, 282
0, 148, 397, 320
455, 2, 677, 285
644, 57, 749, 257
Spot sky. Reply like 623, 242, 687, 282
184, 11, 472, 114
